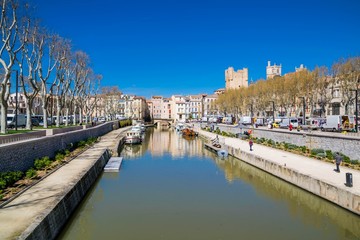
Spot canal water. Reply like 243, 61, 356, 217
58, 127, 360, 240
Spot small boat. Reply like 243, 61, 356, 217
175, 123, 185, 132
182, 128, 198, 137
125, 130, 142, 144
217, 149, 228, 158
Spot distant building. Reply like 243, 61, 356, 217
266, 61, 282, 79
214, 88, 225, 95
295, 64, 307, 72
225, 67, 248, 89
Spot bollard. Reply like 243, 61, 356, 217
345, 173, 353, 187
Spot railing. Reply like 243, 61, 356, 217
0, 131, 46, 145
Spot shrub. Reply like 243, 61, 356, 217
55, 152, 65, 162
76, 140, 86, 148
311, 148, 325, 155
350, 160, 359, 165
326, 150, 334, 160
34, 156, 52, 170
0, 171, 24, 189
0, 179, 6, 190
299, 146, 307, 153
26, 168, 37, 179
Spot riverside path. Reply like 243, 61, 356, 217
195, 125, 360, 215
0, 126, 130, 240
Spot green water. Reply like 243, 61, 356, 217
58, 127, 360, 240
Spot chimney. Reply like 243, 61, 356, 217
268, 61, 270, 66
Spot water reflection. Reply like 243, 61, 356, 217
214, 157, 360, 239
59, 127, 360, 240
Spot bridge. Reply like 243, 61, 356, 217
153, 119, 173, 127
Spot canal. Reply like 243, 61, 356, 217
58, 127, 360, 240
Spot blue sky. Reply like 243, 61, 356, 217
34, 0, 360, 98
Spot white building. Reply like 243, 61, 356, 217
266, 61, 282, 79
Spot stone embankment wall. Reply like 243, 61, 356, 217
224, 146, 360, 215
252, 129, 360, 160
22, 149, 111, 240
0, 122, 118, 172
205, 124, 360, 160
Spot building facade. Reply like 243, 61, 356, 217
225, 67, 248, 89
266, 61, 282, 79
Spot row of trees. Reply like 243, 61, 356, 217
0, 0, 123, 134
215, 57, 360, 120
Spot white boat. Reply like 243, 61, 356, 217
175, 123, 185, 132
132, 124, 146, 133
125, 130, 142, 144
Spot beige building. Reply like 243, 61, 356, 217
266, 61, 282, 79
147, 96, 171, 119
295, 64, 307, 72
225, 67, 248, 89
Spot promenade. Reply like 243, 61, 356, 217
196, 126, 360, 215
0, 126, 130, 240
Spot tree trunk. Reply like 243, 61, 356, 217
26, 103, 32, 130
0, 102, 7, 133
56, 96, 61, 127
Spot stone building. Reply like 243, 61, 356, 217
266, 61, 282, 79
225, 67, 248, 89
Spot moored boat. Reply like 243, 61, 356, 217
125, 130, 142, 144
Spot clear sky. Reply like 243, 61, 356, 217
34, 0, 360, 98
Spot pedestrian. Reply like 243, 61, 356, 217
249, 139, 253, 151
334, 152, 343, 173
289, 123, 293, 131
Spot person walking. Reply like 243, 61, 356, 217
334, 152, 343, 173
249, 139, 253, 151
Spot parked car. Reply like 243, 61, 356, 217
6, 114, 26, 128
321, 115, 350, 132
98, 117, 106, 123
279, 118, 299, 128
239, 116, 252, 125
31, 117, 40, 126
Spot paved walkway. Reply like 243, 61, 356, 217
196, 127, 360, 197
0, 126, 130, 240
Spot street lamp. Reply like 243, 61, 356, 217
268, 101, 275, 123
350, 89, 358, 133
248, 104, 253, 118
298, 96, 306, 125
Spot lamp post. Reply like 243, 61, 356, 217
268, 101, 275, 123
14, 70, 19, 131
249, 104, 253, 118
350, 89, 358, 133
298, 97, 306, 125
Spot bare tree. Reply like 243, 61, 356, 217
0, 0, 26, 133
35, 29, 60, 128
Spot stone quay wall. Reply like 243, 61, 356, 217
22, 149, 111, 240
0, 121, 119, 172
226, 146, 360, 216
251, 129, 360, 160
205, 124, 360, 160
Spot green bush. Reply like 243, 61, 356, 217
0, 179, 6, 190
350, 160, 359, 165
326, 150, 334, 160
299, 146, 307, 153
26, 168, 37, 179
288, 144, 298, 150
342, 154, 351, 164
0, 171, 24, 190
76, 140, 86, 148
311, 148, 325, 155
55, 152, 65, 161
316, 153, 326, 158
34, 156, 52, 170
